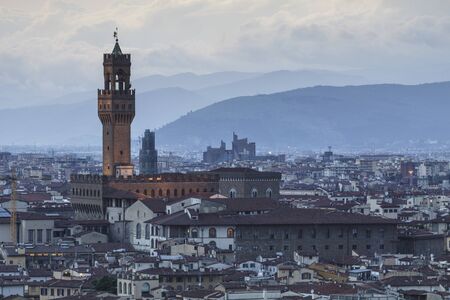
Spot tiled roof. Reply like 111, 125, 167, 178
152, 207, 397, 226
139, 198, 166, 213
289, 282, 359, 295
207, 197, 279, 212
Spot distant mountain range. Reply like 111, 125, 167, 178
157, 82, 450, 151
3, 69, 450, 151
0, 69, 366, 146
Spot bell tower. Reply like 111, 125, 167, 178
98, 32, 135, 177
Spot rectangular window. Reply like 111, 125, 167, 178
326, 228, 330, 238
297, 245, 302, 251
352, 228, 358, 238
366, 245, 371, 250
46, 229, 52, 243
380, 244, 385, 250
338, 228, 344, 238
270, 233, 275, 240
50, 289, 54, 296
352, 244, 357, 250
298, 230, 303, 239
325, 245, 329, 250
338, 244, 343, 250
311, 229, 316, 239
284, 245, 289, 251
28, 229, 34, 243
366, 230, 371, 238
37, 229, 43, 243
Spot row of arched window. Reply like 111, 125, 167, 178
190, 227, 235, 238
134, 187, 215, 197
72, 188, 100, 198
228, 188, 273, 198
136, 223, 159, 239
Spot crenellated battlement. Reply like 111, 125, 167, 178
98, 89, 135, 96
70, 174, 107, 184
103, 53, 131, 63
109, 172, 220, 183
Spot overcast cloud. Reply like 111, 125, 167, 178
1, 0, 450, 108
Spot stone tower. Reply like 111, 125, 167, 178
98, 37, 135, 177
139, 129, 158, 175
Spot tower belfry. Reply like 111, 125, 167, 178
98, 32, 135, 177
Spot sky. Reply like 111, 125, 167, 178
2, 0, 450, 108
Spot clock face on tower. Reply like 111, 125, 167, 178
98, 39, 135, 177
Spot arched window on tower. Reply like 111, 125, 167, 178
209, 227, 216, 238
229, 189, 237, 198
114, 69, 127, 90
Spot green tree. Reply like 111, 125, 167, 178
92, 276, 117, 294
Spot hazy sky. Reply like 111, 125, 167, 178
2, 0, 450, 107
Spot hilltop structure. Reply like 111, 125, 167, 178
203, 133, 285, 164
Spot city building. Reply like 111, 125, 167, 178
98, 36, 135, 177
139, 130, 158, 175
203, 133, 284, 164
